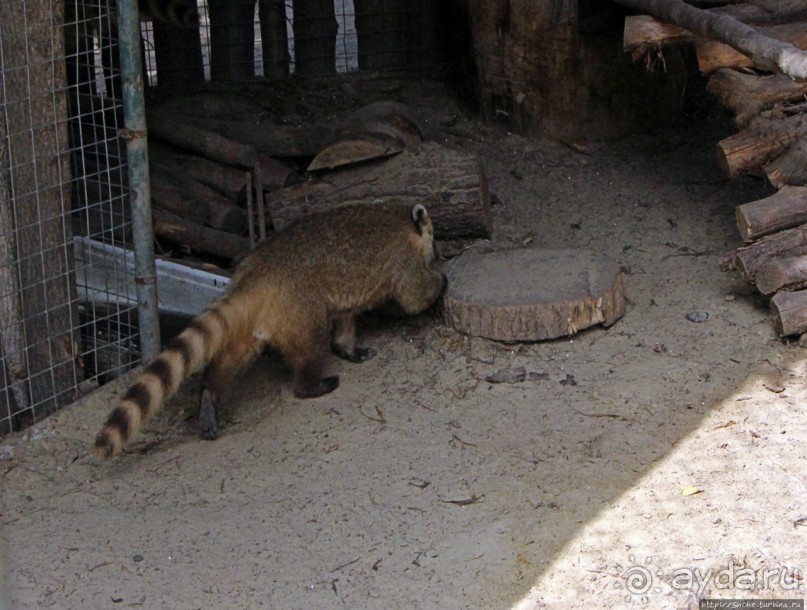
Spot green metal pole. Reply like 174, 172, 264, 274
117, 0, 161, 362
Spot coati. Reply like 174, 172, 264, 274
94, 203, 446, 458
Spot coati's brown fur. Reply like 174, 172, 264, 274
94, 203, 446, 458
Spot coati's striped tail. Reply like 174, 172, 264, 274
94, 305, 230, 458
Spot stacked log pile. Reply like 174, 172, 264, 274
143, 98, 492, 264
619, 0, 807, 337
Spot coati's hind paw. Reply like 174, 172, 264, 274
294, 375, 340, 398
198, 388, 219, 440
334, 346, 376, 363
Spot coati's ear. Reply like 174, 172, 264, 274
412, 204, 429, 235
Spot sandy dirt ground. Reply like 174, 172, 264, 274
2, 80, 806, 610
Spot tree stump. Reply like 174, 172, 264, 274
442, 248, 625, 342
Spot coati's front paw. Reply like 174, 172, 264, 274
294, 375, 340, 398
334, 346, 376, 363
198, 388, 219, 440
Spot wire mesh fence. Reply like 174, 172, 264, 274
139, 0, 451, 91
0, 0, 139, 436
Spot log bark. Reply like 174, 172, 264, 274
152, 19, 205, 93
716, 115, 805, 179
623, 16, 694, 54
736, 186, 807, 242
696, 23, 807, 74
764, 140, 807, 189
258, 0, 290, 79
153, 211, 249, 261
354, 0, 407, 71
733, 224, 807, 281
203, 119, 329, 158
463, 0, 580, 139
292, 0, 337, 76
207, 0, 256, 82
151, 166, 246, 233
266, 142, 492, 240
442, 248, 625, 341
149, 143, 246, 201
308, 101, 426, 171
147, 113, 257, 167
624, 5, 807, 54
613, 0, 807, 79
150, 179, 211, 225
179, 175, 246, 233
706, 69, 807, 126
771, 289, 807, 336
756, 254, 807, 295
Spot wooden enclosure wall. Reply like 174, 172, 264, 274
453, 0, 689, 140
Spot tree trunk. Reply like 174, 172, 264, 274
0, 0, 80, 426
354, 0, 406, 71
258, 0, 289, 79
207, 0, 257, 83
292, 0, 337, 76
152, 20, 205, 93
464, 0, 579, 139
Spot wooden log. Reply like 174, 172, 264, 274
442, 248, 625, 341
624, 5, 807, 53
153, 210, 249, 261
186, 181, 246, 234
716, 115, 804, 179
258, 0, 290, 80
308, 101, 426, 172
150, 179, 210, 225
255, 154, 298, 191
771, 289, 807, 336
755, 254, 807, 295
706, 69, 807, 126
736, 186, 807, 242
151, 18, 205, 94
153, 166, 246, 233
291, 0, 337, 76
147, 113, 257, 167
149, 143, 246, 201
203, 119, 330, 158
207, 0, 257, 82
696, 22, 807, 74
764, 140, 807, 189
623, 16, 693, 55
265, 142, 492, 240
614, 0, 807, 79
733, 224, 807, 281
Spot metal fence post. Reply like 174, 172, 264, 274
117, 0, 161, 362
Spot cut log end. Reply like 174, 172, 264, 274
441, 248, 626, 342
771, 289, 807, 336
